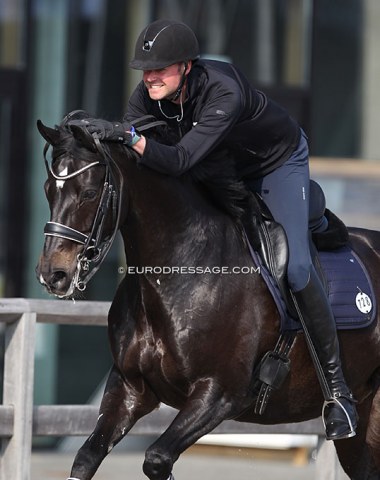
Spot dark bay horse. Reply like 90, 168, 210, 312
36, 116, 380, 480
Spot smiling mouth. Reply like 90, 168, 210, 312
146, 83, 164, 89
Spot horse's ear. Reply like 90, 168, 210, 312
37, 120, 62, 146
70, 124, 98, 153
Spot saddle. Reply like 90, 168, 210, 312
244, 179, 348, 319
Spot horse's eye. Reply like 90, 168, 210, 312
81, 189, 98, 201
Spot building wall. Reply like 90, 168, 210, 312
362, 0, 380, 160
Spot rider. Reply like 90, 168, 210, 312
76, 19, 357, 440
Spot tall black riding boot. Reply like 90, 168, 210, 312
292, 268, 357, 440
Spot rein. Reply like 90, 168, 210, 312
43, 115, 165, 296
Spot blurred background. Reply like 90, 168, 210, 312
0, 0, 379, 471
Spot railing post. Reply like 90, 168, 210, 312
315, 437, 349, 480
0, 312, 36, 480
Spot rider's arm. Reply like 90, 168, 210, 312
129, 90, 243, 176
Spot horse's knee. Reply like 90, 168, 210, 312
143, 447, 173, 480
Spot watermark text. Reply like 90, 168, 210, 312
118, 265, 260, 275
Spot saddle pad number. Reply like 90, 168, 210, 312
356, 291, 372, 314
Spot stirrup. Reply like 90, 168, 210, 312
322, 395, 357, 440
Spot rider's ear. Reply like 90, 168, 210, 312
185, 61, 192, 75
70, 124, 98, 153
37, 120, 62, 146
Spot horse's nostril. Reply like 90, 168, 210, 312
51, 270, 67, 286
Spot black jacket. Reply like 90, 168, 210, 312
126, 59, 301, 179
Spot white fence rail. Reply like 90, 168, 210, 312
0, 298, 345, 480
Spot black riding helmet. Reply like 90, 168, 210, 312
129, 19, 200, 70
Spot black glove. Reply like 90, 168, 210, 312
67, 118, 140, 146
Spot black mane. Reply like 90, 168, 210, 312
144, 124, 250, 221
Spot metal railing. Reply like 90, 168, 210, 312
0, 298, 346, 480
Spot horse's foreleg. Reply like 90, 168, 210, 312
335, 390, 380, 479
69, 365, 159, 480
143, 379, 236, 480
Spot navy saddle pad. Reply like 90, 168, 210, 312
317, 247, 375, 329
259, 245, 377, 332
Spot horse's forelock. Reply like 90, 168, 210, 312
50, 126, 97, 164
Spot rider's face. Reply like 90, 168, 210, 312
143, 63, 184, 101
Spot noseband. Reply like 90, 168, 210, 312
43, 135, 122, 293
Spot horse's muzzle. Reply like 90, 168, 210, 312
36, 253, 77, 298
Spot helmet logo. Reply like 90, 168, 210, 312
143, 40, 153, 51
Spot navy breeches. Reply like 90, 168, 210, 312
246, 130, 312, 291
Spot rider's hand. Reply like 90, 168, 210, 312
68, 118, 141, 146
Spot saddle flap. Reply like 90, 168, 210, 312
258, 219, 288, 286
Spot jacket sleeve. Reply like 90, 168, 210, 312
135, 85, 244, 176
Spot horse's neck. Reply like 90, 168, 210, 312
121, 160, 231, 266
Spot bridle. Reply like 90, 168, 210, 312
42, 113, 166, 296
43, 135, 122, 294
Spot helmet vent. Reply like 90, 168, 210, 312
142, 25, 171, 52
143, 40, 153, 51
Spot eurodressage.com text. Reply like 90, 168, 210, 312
122, 265, 261, 275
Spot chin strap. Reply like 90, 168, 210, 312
167, 62, 188, 102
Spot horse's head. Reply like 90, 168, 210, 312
36, 116, 123, 298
